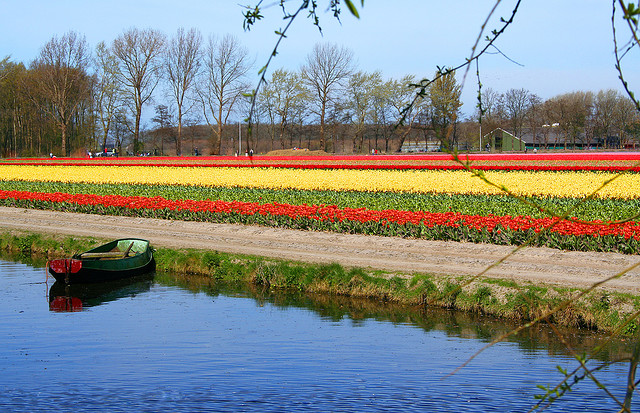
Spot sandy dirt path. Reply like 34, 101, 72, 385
1, 206, 639, 293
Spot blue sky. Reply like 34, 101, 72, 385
1, 1, 638, 116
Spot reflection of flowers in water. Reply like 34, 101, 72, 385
49, 296, 82, 312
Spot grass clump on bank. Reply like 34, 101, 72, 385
2, 230, 638, 334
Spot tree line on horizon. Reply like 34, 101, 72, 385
0, 27, 639, 157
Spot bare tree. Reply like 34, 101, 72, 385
369, 77, 393, 153
301, 43, 354, 150
550, 91, 593, 149
0, 58, 25, 155
256, 82, 278, 151
614, 94, 639, 147
29, 31, 90, 156
524, 93, 543, 148
478, 87, 506, 135
261, 68, 308, 150
503, 88, 531, 141
592, 89, 619, 145
94, 41, 124, 152
199, 34, 252, 155
540, 98, 561, 149
346, 71, 381, 153
152, 104, 174, 155
426, 69, 462, 149
387, 75, 425, 152
182, 115, 202, 155
165, 28, 202, 156
112, 28, 166, 154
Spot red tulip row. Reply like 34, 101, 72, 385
2, 161, 640, 172
11, 152, 640, 161
1, 190, 639, 245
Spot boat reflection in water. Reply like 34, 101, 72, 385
48, 273, 155, 312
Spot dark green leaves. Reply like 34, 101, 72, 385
344, 0, 362, 18
242, 5, 263, 31
623, 2, 640, 24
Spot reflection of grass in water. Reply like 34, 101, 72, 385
0, 231, 101, 265
0, 249, 47, 268
145, 248, 640, 336
155, 269, 630, 363
1, 230, 639, 336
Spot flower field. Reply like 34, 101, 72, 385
2, 164, 640, 198
0, 153, 639, 254
4, 152, 640, 171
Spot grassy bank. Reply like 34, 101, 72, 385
3, 230, 639, 335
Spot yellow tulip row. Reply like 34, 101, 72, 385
1, 165, 639, 199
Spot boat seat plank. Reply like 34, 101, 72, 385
80, 242, 136, 259
122, 242, 134, 256
80, 252, 130, 259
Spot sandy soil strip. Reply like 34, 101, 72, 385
0, 206, 639, 293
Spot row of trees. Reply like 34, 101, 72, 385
476, 87, 640, 149
255, 43, 462, 154
0, 27, 463, 157
1, 27, 639, 157
0, 28, 254, 157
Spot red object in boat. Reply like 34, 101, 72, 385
48, 259, 82, 275
49, 296, 83, 312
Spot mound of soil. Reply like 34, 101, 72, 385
265, 149, 330, 156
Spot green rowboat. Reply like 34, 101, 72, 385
48, 238, 155, 284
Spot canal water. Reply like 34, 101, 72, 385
0, 259, 636, 412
